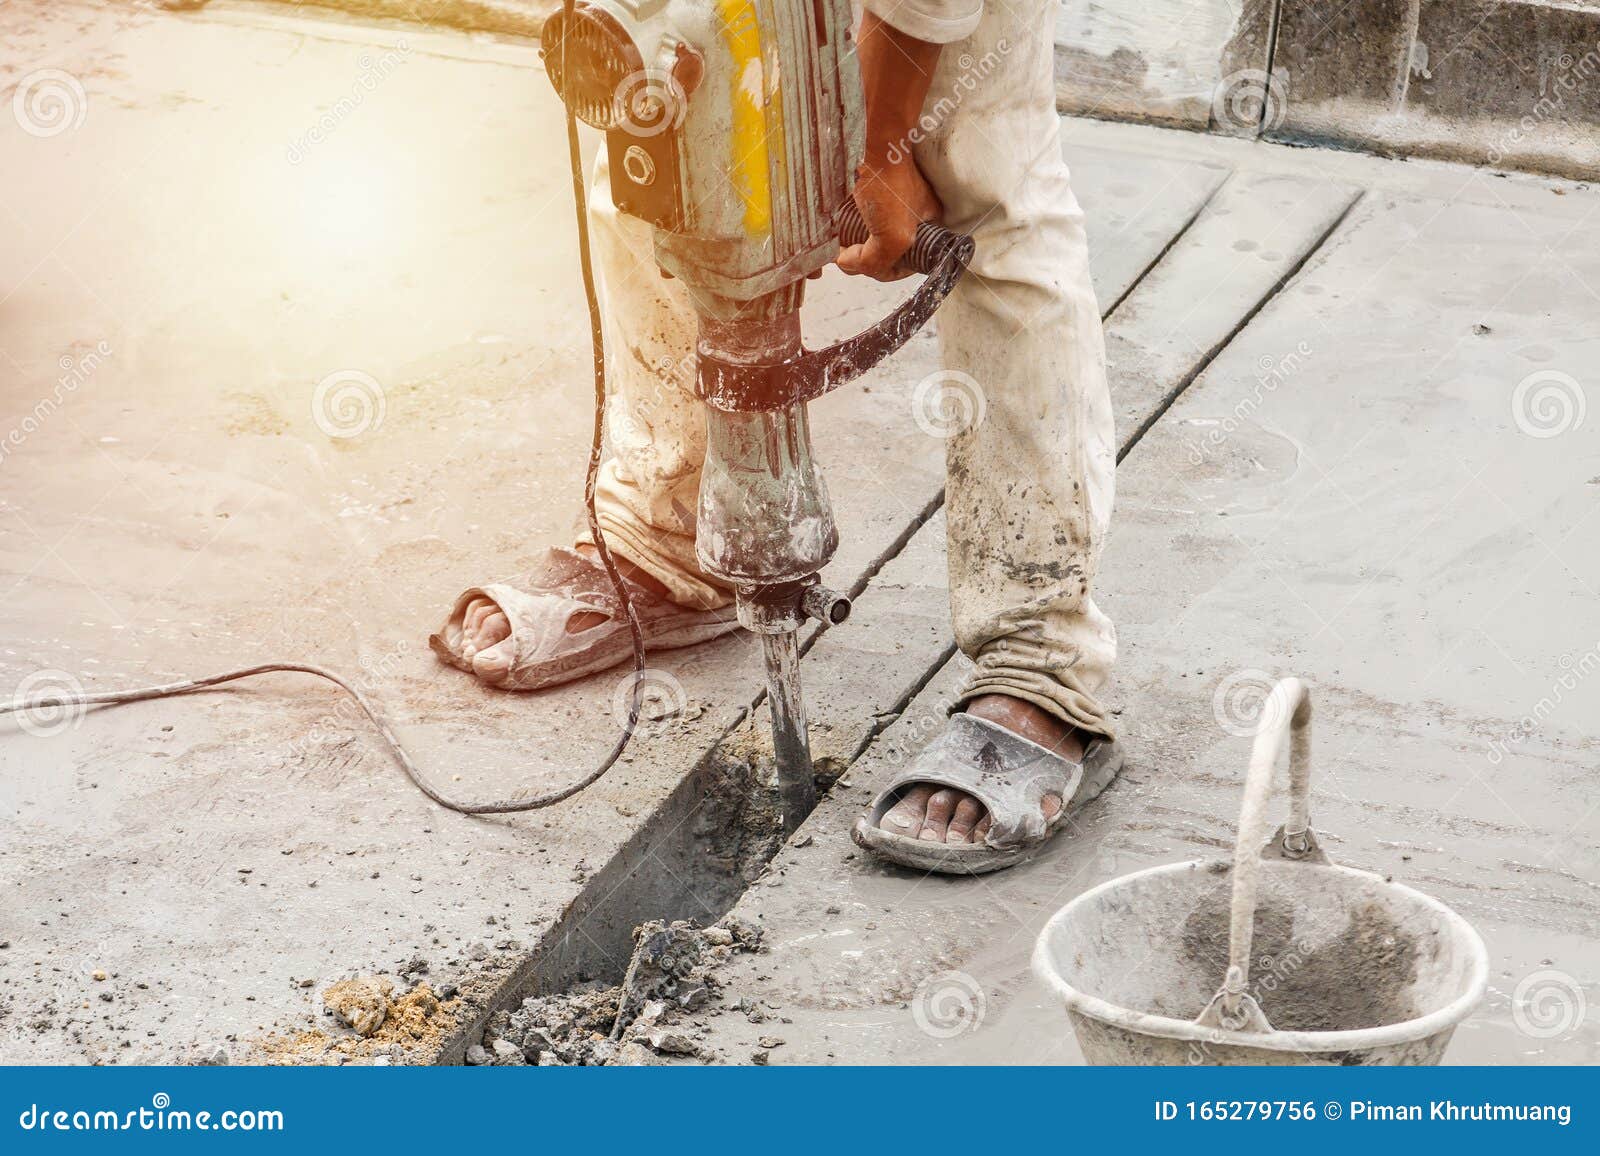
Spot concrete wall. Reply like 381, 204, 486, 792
1053, 0, 1600, 179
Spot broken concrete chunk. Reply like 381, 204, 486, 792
490, 1038, 526, 1065
323, 977, 393, 1038
464, 1043, 490, 1066
616, 1041, 659, 1066
645, 1029, 699, 1056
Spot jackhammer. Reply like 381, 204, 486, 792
542, 0, 973, 829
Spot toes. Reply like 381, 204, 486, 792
471, 638, 513, 682
945, 795, 986, 844
973, 814, 992, 843
918, 788, 958, 842
461, 597, 497, 646
478, 609, 511, 647
1041, 792, 1062, 822
880, 784, 933, 835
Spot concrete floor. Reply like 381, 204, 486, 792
1, 1, 1596, 1064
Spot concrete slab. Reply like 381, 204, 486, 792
683, 150, 1600, 1065
0, 1, 1226, 1062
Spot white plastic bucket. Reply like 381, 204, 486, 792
1032, 679, 1488, 1065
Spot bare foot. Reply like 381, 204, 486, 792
455, 545, 669, 682
877, 694, 1089, 844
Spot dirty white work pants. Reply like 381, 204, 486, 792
579, 0, 1119, 738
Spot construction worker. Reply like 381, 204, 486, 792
433, 0, 1119, 873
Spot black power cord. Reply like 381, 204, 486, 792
0, 0, 647, 816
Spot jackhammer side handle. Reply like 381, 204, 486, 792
835, 201, 973, 279
699, 209, 973, 413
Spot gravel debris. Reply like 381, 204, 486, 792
473, 916, 763, 1066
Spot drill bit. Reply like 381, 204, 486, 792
760, 628, 815, 834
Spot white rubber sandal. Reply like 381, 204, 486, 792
851, 713, 1123, 875
429, 547, 740, 691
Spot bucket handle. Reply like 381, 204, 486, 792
1196, 676, 1325, 1033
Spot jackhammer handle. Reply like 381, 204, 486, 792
835, 201, 974, 277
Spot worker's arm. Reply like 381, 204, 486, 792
835, 10, 946, 282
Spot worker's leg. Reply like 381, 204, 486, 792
877, 0, 1117, 846
576, 150, 730, 611
441, 153, 730, 685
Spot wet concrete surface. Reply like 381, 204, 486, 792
2, 1, 1595, 1065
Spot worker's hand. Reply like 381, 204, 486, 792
837, 158, 943, 283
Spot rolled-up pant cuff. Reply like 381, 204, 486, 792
577, 512, 732, 611
954, 675, 1115, 743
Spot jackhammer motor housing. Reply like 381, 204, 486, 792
542, 0, 864, 313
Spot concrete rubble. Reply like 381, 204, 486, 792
465, 917, 762, 1065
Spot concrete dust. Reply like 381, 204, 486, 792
470, 917, 763, 1066
257, 980, 459, 1065
1181, 896, 1421, 1033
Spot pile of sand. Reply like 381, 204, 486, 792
258, 980, 459, 1065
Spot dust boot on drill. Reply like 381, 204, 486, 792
433, 0, 1122, 873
